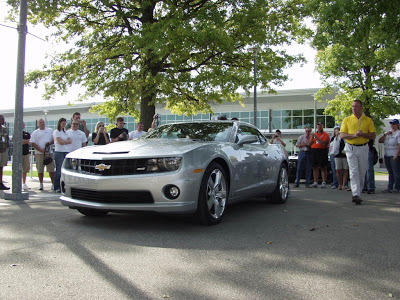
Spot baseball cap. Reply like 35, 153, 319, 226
334, 125, 340, 130
316, 122, 324, 126
389, 119, 399, 125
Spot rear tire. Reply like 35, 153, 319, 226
268, 164, 289, 204
196, 162, 228, 225
77, 208, 109, 217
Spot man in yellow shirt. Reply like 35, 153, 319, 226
340, 100, 376, 204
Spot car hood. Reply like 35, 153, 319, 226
67, 139, 220, 159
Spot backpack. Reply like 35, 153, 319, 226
372, 146, 378, 165
0, 126, 9, 153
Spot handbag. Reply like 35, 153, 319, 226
328, 137, 340, 156
43, 144, 53, 165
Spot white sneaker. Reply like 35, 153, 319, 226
22, 183, 29, 191
310, 182, 318, 188
39, 183, 44, 190
321, 182, 327, 188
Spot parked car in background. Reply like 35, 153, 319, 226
288, 153, 333, 183
60, 121, 289, 225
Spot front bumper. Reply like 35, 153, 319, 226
60, 169, 201, 213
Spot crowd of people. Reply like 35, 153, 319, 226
294, 100, 400, 205
0, 113, 157, 192
0, 103, 399, 203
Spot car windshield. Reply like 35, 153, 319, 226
144, 122, 233, 142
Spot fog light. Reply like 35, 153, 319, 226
163, 185, 180, 200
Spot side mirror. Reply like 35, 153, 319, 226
237, 135, 258, 146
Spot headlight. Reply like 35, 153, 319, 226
63, 158, 81, 170
147, 157, 182, 172
71, 158, 81, 170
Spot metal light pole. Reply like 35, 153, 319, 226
249, 47, 259, 127
5, 0, 29, 200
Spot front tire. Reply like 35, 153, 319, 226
196, 162, 228, 225
77, 208, 109, 217
269, 164, 289, 204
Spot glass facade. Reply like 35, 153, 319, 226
270, 109, 335, 131
6, 109, 335, 137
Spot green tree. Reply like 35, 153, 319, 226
308, 0, 400, 130
7, 0, 308, 129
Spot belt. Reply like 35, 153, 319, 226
349, 143, 368, 147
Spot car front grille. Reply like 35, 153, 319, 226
71, 188, 154, 204
78, 159, 148, 176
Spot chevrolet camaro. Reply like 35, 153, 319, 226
60, 121, 289, 225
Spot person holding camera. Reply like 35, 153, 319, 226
30, 118, 55, 190
379, 119, 400, 193
110, 117, 129, 142
270, 129, 286, 147
92, 121, 110, 145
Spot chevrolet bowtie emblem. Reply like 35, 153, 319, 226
95, 163, 111, 171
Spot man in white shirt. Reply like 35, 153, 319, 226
129, 122, 147, 140
30, 118, 55, 190
67, 121, 88, 152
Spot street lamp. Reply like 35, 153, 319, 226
249, 47, 259, 127
43, 110, 49, 122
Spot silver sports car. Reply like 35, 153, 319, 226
60, 121, 289, 225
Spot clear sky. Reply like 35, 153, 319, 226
0, 3, 322, 111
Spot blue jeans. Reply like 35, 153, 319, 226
296, 151, 312, 185
54, 151, 68, 191
330, 155, 338, 187
363, 149, 375, 191
384, 156, 400, 190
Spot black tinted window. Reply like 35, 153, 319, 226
145, 122, 232, 142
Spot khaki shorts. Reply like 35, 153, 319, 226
0, 151, 8, 167
334, 157, 349, 170
35, 154, 55, 173
22, 154, 30, 173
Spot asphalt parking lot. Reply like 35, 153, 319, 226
0, 174, 399, 300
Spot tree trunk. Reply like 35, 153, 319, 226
140, 95, 156, 131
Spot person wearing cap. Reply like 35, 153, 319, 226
378, 119, 400, 193
110, 117, 129, 142
340, 100, 376, 204
308, 122, 330, 188
295, 126, 312, 187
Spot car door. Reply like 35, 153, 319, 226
234, 125, 273, 197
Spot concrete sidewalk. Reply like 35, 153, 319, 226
0, 175, 61, 204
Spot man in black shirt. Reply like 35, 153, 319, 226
22, 122, 31, 190
110, 117, 129, 142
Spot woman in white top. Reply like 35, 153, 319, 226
53, 118, 72, 193
378, 119, 400, 193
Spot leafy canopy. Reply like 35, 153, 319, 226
7, 0, 309, 128
308, 0, 400, 130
